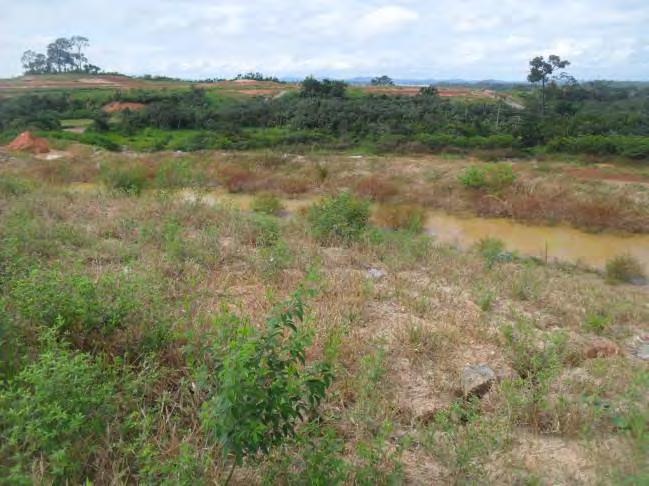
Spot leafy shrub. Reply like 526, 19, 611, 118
10, 267, 169, 355
12, 269, 136, 334
547, 136, 649, 159
475, 237, 513, 268
252, 192, 284, 216
49, 131, 121, 151
308, 192, 370, 244
0, 330, 115, 483
102, 165, 148, 195
264, 425, 349, 485
374, 204, 425, 232
605, 254, 646, 284
200, 289, 333, 483
459, 163, 516, 193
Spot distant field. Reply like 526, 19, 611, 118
0, 74, 502, 102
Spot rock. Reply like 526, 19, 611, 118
367, 267, 386, 280
461, 364, 496, 397
584, 338, 620, 359
633, 336, 649, 361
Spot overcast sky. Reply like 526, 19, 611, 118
1, 0, 648, 80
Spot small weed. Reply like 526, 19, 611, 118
583, 311, 613, 335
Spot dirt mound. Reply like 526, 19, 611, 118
102, 101, 146, 113
7, 131, 50, 153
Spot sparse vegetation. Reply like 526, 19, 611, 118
0, 151, 646, 484
1, 47, 648, 484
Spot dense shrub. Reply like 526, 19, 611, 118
0, 332, 115, 483
547, 136, 649, 159
308, 192, 370, 244
605, 254, 646, 284
459, 163, 516, 193
200, 290, 333, 481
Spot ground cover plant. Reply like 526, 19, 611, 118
0, 143, 647, 484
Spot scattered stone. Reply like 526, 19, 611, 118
632, 335, 649, 361
367, 267, 386, 280
461, 364, 496, 397
584, 338, 620, 359
6, 131, 50, 154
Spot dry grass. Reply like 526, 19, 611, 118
1, 147, 647, 484
354, 175, 399, 202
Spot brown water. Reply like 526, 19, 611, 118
73, 186, 649, 272
425, 212, 649, 272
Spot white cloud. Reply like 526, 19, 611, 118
356, 6, 419, 38
0, 0, 647, 80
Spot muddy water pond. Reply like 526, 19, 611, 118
425, 212, 649, 272
182, 190, 649, 272
73, 186, 649, 272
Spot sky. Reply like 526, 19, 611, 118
1, 0, 648, 81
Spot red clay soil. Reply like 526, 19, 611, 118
7, 131, 50, 154
363, 86, 496, 99
102, 101, 147, 113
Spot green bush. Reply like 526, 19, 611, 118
475, 237, 514, 268
10, 267, 170, 355
547, 136, 649, 159
459, 163, 516, 193
308, 192, 370, 244
200, 289, 333, 483
264, 425, 349, 485
0, 330, 115, 483
102, 165, 148, 195
605, 254, 646, 284
252, 192, 284, 216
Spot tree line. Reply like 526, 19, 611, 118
21, 36, 101, 75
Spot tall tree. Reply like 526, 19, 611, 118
70, 36, 89, 71
527, 55, 570, 115
46, 38, 74, 72
371, 75, 395, 86
21, 50, 48, 74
